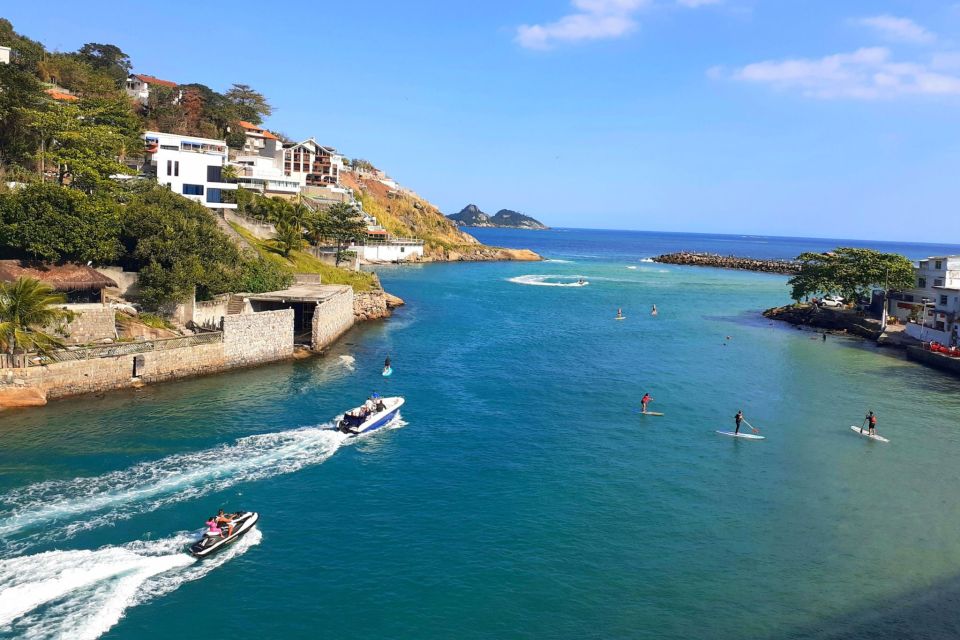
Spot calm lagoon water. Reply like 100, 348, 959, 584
2, 229, 960, 639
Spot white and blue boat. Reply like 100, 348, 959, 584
337, 396, 404, 436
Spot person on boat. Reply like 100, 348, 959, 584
651, 304, 658, 316
205, 516, 223, 538
641, 393, 652, 414
616, 308, 624, 319
734, 410, 744, 435
372, 392, 385, 412
578, 278, 584, 285
216, 509, 234, 537
863, 410, 877, 436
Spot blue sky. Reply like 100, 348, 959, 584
6, 1, 960, 241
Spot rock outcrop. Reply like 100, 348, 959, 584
654, 252, 799, 275
763, 304, 883, 340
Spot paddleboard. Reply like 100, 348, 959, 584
640, 411, 664, 416
716, 430, 765, 440
382, 367, 393, 377
850, 425, 888, 443
615, 316, 627, 320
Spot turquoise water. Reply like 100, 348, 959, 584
2, 230, 960, 639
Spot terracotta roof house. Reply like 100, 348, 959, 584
0, 261, 117, 303
125, 73, 180, 103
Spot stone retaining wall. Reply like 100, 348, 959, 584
223, 308, 294, 365
54, 304, 117, 345
906, 346, 960, 377
312, 287, 355, 350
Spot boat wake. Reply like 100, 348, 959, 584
0, 529, 261, 640
0, 424, 348, 554
507, 275, 589, 287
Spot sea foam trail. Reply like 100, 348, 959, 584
507, 275, 589, 287
0, 529, 261, 640
0, 424, 348, 552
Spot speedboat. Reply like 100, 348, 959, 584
337, 396, 405, 436
190, 511, 259, 558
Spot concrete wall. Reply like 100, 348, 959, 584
907, 346, 960, 377
0, 308, 296, 404
223, 208, 276, 240
358, 243, 424, 263
96, 267, 139, 297
53, 304, 117, 345
223, 308, 294, 365
4, 342, 227, 399
905, 322, 955, 345
194, 295, 231, 329
312, 287, 355, 350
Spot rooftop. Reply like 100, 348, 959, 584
44, 89, 78, 102
0, 261, 117, 291
244, 283, 351, 304
237, 121, 279, 140
132, 74, 177, 88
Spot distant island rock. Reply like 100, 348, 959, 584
447, 204, 548, 230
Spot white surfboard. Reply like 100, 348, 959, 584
850, 425, 889, 443
716, 430, 765, 440
640, 411, 664, 416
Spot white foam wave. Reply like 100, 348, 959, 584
507, 275, 589, 287
543, 259, 574, 263
0, 528, 261, 640
338, 354, 356, 370
639, 258, 654, 263
0, 425, 347, 552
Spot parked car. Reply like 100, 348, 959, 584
820, 295, 844, 308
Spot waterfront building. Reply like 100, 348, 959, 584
889, 255, 960, 344
125, 74, 179, 104
282, 138, 344, 188
142, 131, 237, 210
230, 122, 300, 196
0, 45, 10, 64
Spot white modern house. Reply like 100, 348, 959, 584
125, 74, 180, 104
889, 255, 960, 344
143, 131, 237, 210
0, 46, 10, 65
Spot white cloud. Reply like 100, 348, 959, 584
855, 15, 936, 44
677, 0, 722, 7
515, 0, 649, 49
714, 47, 960, 99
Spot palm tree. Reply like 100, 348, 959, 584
0, 277, 72, 361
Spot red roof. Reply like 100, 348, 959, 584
45, 89, 78, 102
237, 120, 279, 140
134, 74, 177, 88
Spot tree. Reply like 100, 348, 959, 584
75, 43, 131, 86
274, 221, 304, 257
224, 83, 272, 124
0, 276, 72, 359
788, 248, 915, 303
0, 62, 46, 170
0, 183, 122, 262
312, 203, 367, 266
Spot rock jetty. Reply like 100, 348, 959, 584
653, 252, 799, 275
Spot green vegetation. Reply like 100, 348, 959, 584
137, 312, 173, 330
789, 248, 915, 303
0, 276, 72, 355
230, 224, 375, 292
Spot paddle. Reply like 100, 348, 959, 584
742, 418, 760, 434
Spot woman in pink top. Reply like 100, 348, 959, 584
205, 516, 223, 537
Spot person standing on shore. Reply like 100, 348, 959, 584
641, 393, 652, 414
734, 410, 744, 435
863, 411, 877, 436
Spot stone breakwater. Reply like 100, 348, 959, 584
654, 252, 799, 275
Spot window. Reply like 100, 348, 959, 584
934, 278, 944, 287
919, 277, 927, 288
940, 295, 948, 306
161, 144, 178, 151
206, 188, 221, 204
207, 165, 222, 182
935, 260, 942, 269
174, 161, 179, 177
166, 160, 172, 176
183, 184, 204, 196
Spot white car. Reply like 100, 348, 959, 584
820, 295, 844, 308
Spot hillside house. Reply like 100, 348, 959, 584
889, 255, 960, 345
230, 122, 300, 196
125, 74, 180, 104
142, 131, 237, 210
0, 46, 10, 65
283, 138, 344, 188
